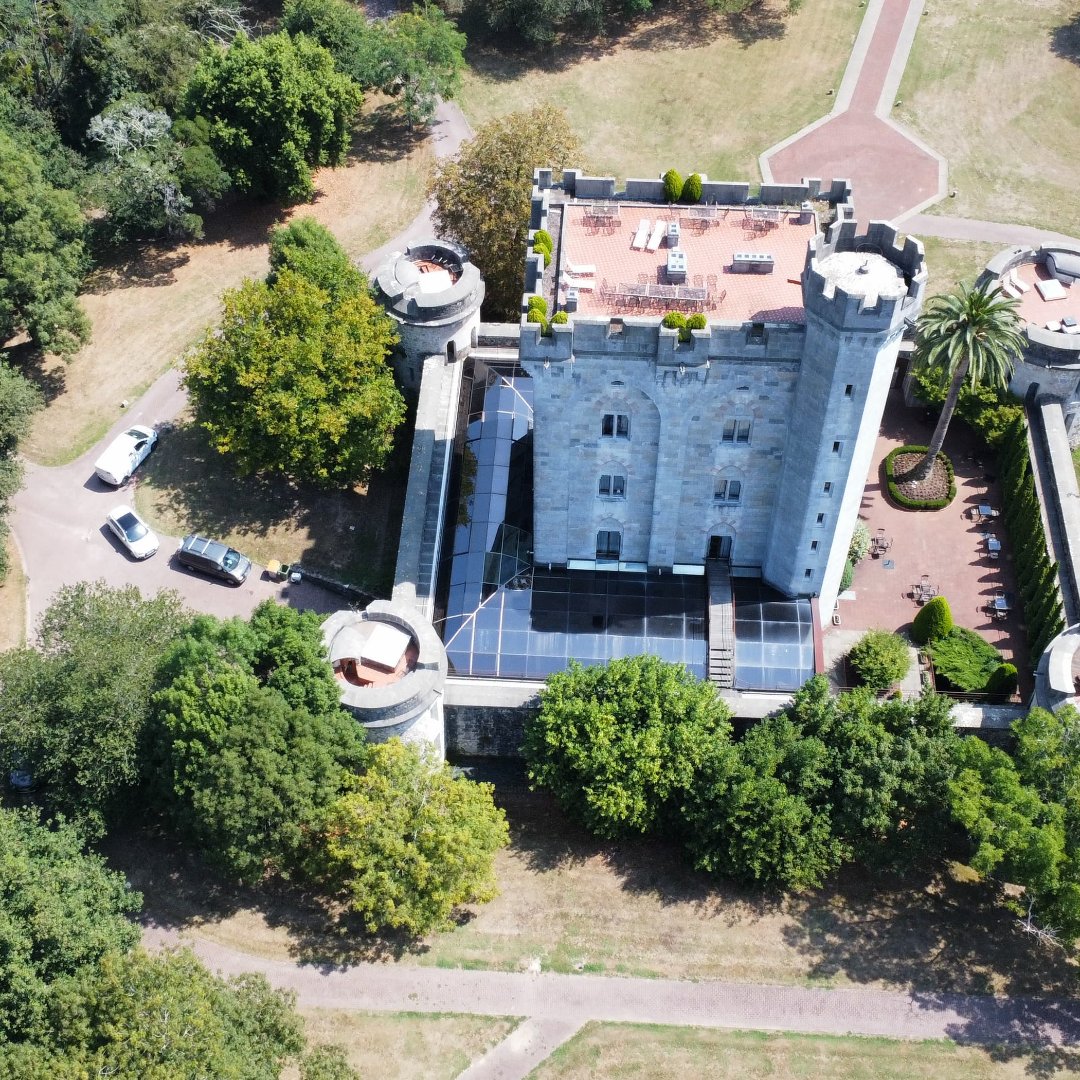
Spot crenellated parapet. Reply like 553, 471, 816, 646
802, 219, 925, 332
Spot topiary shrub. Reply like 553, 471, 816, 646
847, 629, 911, 691
928, 627, 1004, 694
911, 595, 953, 645
527, 295, 548, 316
662, 310, 691, 342
533, 229, 553, 249
985, 662, 1018, 700
527, 309, 549, 335
840, 558, 855, 592
848, 521, 871, 563
663, 169, 684, 203
687, 313, 707, 332
682, 172, 703, 204
551, 311, 568, 325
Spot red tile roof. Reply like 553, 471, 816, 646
557, 202, 818, 324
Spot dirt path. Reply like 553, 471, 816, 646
761, 0, 945, 224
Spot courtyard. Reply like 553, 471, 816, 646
831, 388, 1027, 694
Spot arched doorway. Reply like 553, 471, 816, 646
707, 533, 733, 561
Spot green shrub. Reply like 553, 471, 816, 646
985, 662, 1018, 700
911, 595, 953, 645
527, 309, 549, 335
840, 558, 855, 592
928, 627, 1004, 694
883, 445, 956, 509
847, 630, 911, 691
687, 313, 707, 331
662, 169, 684, 203
682, 172, 703, 204
912, 368, 1024, 449
533, 229, 553, 249
848, 522, 871, 563
662, 310, 692, 342
551, 310, 568, 324
527, 295, 548, 315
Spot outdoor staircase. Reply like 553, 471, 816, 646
705, 559, 735, 689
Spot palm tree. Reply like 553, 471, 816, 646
909, 281, 1026, 483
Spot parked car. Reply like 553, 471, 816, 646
176, 534, 252, 585
105, 504, 159, 560
93, 424, 158, 486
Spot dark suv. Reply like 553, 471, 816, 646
176, 534, 252, 586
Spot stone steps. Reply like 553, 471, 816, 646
705, 560, 736, 689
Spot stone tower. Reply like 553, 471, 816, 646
762, 221, 926, 618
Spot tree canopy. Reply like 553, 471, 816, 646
524, 655, 732, 838
268, 217, 365, 300
911, 282, 1025, 481
183, 31, 362, 199
429, 107, 584, 318
0, 948, 357, 1079
0, 582, 189, 834
0, 808, 141, 1043
0, 130, 90, 356
381, 5, 466, 130
149, 602, 368, 882
184, 261, 404, 486
314, 739, 509, 935
0, 361, 43, 579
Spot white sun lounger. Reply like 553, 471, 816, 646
631, 219, 650, 250
565, 261, 596, 276
1000, 279, 1022, 299
646, 220, 667, 252
1007, 269, 1030, 294
561, 275, 594, 291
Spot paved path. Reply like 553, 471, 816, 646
145, 929, 1080, 1056
762, 0, 945, 224
900, 212, 1079, 247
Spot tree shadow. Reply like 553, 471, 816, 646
4, 340, 67, 402
1050, 13, 1080, 66
347, 102, 429, 166
139, 415, 410, 598
82, 246, 193, 294
104, 823, 430, 967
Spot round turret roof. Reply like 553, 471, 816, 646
374, 241, 484, 327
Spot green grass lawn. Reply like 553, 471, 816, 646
457, 0, 864, 182
300, 1010, 518, 1080
919, 237, 1000, 299
897, 0, 1080, 231
530, 1024, 1056, 1079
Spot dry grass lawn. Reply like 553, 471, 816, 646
0, 533, 27, 651
20, 102, 431, 468
919, 237, 1001, 299
295, 1010, 516, 1080
133, 414, 410, 595
897, 0, 1080, 230
531, 1023, 1053, 1080
106, 794, 1079, 1001
457, 0, 863, 182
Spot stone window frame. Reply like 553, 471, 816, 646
595, 529, 622, 560
598, 472, 627, 499
601, 412, 630, 439
714, 477, 743, 504
721, 417, 752, 445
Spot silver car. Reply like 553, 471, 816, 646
106, 504, 159, 560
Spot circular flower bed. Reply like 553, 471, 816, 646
883, 445, 956, 510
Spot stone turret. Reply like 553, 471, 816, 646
762, 221, 926, 620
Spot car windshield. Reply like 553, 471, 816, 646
222, 550, 241, 570
124, 428, 146, 440
118, 513, 147, 540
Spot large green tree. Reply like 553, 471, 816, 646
429, 107, 584, 318
0, 808, 141, 1043
524, 655, 732, 838
0, 360, 43, 578
0, 582, 189, 834
314, 739, 509, 935
910, 282, 1025, 481
268, 217, 364, 300
149, 603, 368, 882
183, 31, 362, 200
184, 265, 404, 485
381, 4, 466, 130
0, 131, 90, 355
0, 948, 357, 1078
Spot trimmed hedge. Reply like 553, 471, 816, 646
912, 595, 952, 645
662, 310, 691, 342
682, 172, 703, 204
997, 414, 1066, 657
532, 228, 553, 264
687, 313, 707, 332
928, 626, 1004, 694
663, 169, 684, 203
883, 445, 956, 509
847, 630, 911, 691
840, 558, 855, 592
527, 308, 549, 336
551, 310, 568, 325
527, 295, 548, 315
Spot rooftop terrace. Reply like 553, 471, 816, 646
554, 201, 818, 323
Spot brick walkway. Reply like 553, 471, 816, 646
761, 0, 944, 223
827, 391, 1028, 693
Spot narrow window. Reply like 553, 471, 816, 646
598, 474, 611, 497
616, 414, 630, 438
845, 384, 854, 397
737, 420, 752, 444
596, 530, 621, 560
810, 540, 819, 552
832, 441, 842, 454
722, 420, 736, 442
804, 568, 813, 579
602, 413, 630, 438
823, 481, 833, 495
612, 474, 626, 498
602, 413, 614, 437
816, 513, 826, 525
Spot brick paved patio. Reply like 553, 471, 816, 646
826, 390, 1029, 695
